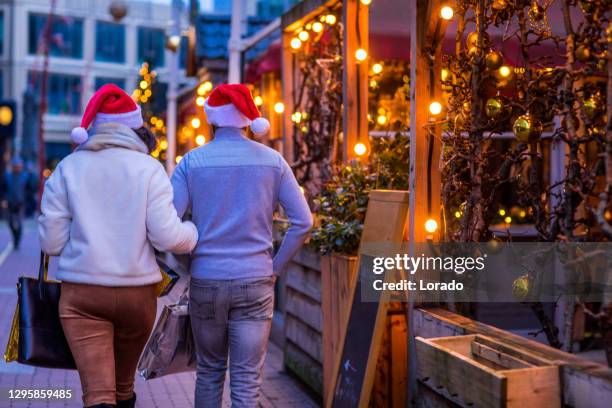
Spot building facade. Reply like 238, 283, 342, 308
0, 0, 192, 165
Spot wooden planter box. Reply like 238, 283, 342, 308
416, 334, 561, 408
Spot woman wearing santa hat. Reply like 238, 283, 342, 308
39, 84, 198, 408
172, 84, 312, 407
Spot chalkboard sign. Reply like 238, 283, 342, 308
331, 255, 388, 408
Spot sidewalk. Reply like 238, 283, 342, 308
0, 220, 318, 407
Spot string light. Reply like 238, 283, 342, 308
454, 211, 462, 219
274, 102, 285, 114
298, 30, 309, 42
325, 14, 337, 25
376, 115, 387, 125
499, 209, 506, 216
312, 22, 323, 33
290, 37, 302, 50
440, 6, 454, 20
429, 101, 443, 116
354, 142, 367, 156
160, 139, 168, 150
499, 65, 511, 78
360, 0, 372, 5
254, 95, 263, 106
425, 219, 438, 233
372, 63, 383, 74
355, 48, 368, 62
196, 135, 206, 146
441, 68, 450, 81
504, 216, 512, 224
196, 96, 205, 106
139, 80, 148, 90
191, 118, 201, 128
175, 155, 183, 164
203, 81, 213, 92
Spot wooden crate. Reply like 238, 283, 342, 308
416, 334, 561, 408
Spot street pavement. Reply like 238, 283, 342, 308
0, 220, 318, 408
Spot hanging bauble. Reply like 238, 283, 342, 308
462, 101, 471, 115
466, 31, 490, 50
575, 45, 591, 62
513, 114, 542, 142
607, 24, 612, 43
485, 97, 503, 118
512, 274, 531, 302
485, 51, 503, 70
109, 1, 128, 21
528, 2, 545, 21
583, 93, 602, 120
578, 0, 595, 13
492, 0, 508, 11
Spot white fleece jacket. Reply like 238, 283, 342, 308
39, 122, 198, 286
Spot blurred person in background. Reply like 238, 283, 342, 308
4, 157, 29, 250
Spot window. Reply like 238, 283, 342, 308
28, 72, 82, 115
0, 11, 4, 55
28, 13, 83, 58
95, 77, 126, 90
95, 21, 125, 63
0, 70, 3, 99
179, 36, 188, 69
137, 27, 165, 68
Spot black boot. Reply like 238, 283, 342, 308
85, 404, 116, 408
117, 393, 136, 408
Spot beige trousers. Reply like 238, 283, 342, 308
59, 282, 157, 407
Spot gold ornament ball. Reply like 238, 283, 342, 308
485, 98, 503, 118
462, 101, 471, 114
109, 1, 128, 21
492, 0, 508, 11
583, 94, 602, 120
485, 51, 503, 70
576, 45, 591, 62
512, 275, 531, 302
466, 31, 490, 50
513, 114, 542, 143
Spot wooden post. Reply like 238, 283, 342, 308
408, 1, 447, 406
342, 0, 369, 162
281, 30, 296, 163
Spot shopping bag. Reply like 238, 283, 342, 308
3, 253, 76, 369
137, 290, 197, 379
155, 257, 180, 297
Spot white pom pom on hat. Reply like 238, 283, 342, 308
71, 127, 89, 144
251, 117, 270, 136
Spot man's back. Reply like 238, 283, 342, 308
172, 127, 312, 280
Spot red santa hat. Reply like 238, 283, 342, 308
71, 83, 143, 144
204, 84, 270, 136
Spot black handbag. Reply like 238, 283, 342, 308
16, 253, 76, 369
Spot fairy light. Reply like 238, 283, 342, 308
360, 0, 372, 5
325, 14, 337, 25
312, 22, 323, 33
355, 48, 368, 62
454, 211, 462, 219
274, 102, 285, 114
175, 155, 183, 164
372, 63, 383, 74
498, 208, 506, 216
354, 142, 367, 156
160, 139, 168, 150
298, 30, 309, 42
203, 81, 213, 92
191, 118, 201, 128
376, 115, 387, 125
290, 37, 302, 50
195, 135, 206, 146
425, 219, 438, 233
254, 95, 263, 106
441, 68, 450, 81
440, 6, 454, 20
196, 96, 205, 106
499, 65, 511, 78
504, 216, 512, 224
139, 80, 148, 90
429, 101, 443, 116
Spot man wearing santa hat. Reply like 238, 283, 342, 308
171, 84, 312, 407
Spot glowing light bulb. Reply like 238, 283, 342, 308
195, 135, 206, 146
355, 48, 368, 62
325, 14, 337, 25
299, 186, 305, 194
139, 80, 148, 89
203, 81, 213, 92
504, 216, 512, 224
441, 68, 450, 81
376, 115, 387, 125
312, 22, 323, 33
425, 219, 438, 233
454, 211, 462, 219
274, 102, 285, 114
175, 155, 183, 164
360, 0, 372, 5
196, 96, 205, 106
254, 95, 263, 106
440, 6, 454, 20
499, 209, 506, 216
429, 101, 443, 116
191, 118, 201, 128
499, 65, 511, 78
298, 30, 309, 42
290, 37, 302, 50
354, 142, 367, 156
372, 63, 383, 74
160, 139, 168, 150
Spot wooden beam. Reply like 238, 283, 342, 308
342, 0, 369, 162
281, 30, 296, 163
281, 0, 338, 31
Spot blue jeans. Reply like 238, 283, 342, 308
190, 276, 275, 408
